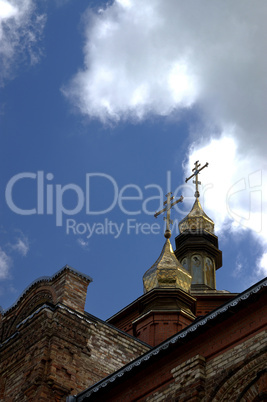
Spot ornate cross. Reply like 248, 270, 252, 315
154, 192, 183, 238
185, 160, 209, 198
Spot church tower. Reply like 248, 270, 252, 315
108, 162, 236, 345
108, 193, 197, 346
174, 161, 222, 292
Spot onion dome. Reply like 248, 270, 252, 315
179, 198, 214, 234
143, 239, 192, 293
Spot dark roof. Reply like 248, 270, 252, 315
68, 276, 267, 402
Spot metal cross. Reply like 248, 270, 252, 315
185, 160, 209, 198
154, 192, 183, 238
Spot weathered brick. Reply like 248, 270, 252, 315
0, 267, 149, 401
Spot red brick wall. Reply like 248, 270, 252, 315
85, 291, 266, 401
134, 311, 194, 346
0, 268, 149, 401
194, 293, 237, 316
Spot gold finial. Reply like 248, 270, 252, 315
185, 160, 209, 198
154, 192, 183, 238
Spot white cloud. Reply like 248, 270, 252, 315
0, 0, 17, 19
184, 134, 267, 281
0, 247, 12, 279
63, 0, 267, 281
185, 134, 266, 234
257, 252, 267, 277
64, 0, 267, 133
63, 0, 202, 122
0, 0, 46, 83
234, 262, 243, 277
12, 236, 29, 257
0, 231, 30, 281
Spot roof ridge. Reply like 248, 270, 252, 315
1, 265, 93, 316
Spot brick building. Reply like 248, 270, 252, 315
70, 278, 266, 401
0, 186, 266, 401
0, 267, 149, 400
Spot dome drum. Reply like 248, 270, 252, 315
175, 232, 222, 271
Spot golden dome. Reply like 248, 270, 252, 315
143, 239, 192, 293
179, 198, 214, 234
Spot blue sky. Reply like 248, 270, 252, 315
0, 0, 266, 320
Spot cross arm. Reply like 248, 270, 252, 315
164, 196, 174, 205
170, 195, 184, 207
154, 207, 166, 218
185, 172, 195, 183
197, 162, 209, 173
185, 162, 208, 182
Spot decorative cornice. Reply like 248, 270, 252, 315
0, 265, 93, 316
107, 287, 195, 324
72, 277, 267, 401
57, 304, 95, 326
0, 304, 52, 348
0, 303, 95, 348
0, 330, 20, 348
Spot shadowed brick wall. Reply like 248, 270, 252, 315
0, 267, 149, 401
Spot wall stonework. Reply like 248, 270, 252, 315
144, 331, 266, 401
